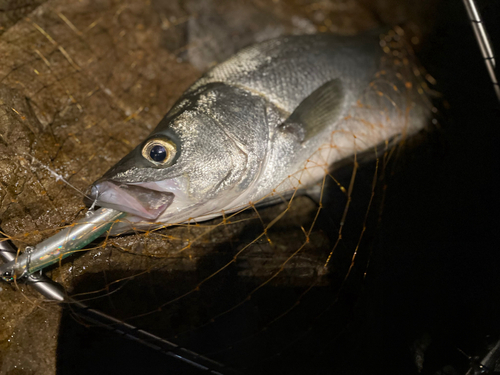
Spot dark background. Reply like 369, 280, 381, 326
57, 1, 500, 374
357, 0, 500, 373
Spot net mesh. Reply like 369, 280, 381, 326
0, 0, 438, 373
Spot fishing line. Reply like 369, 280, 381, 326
25, 154, 93, 200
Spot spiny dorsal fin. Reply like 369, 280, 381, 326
280, 79, 345, 142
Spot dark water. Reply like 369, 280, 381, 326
57, 1, 500, 374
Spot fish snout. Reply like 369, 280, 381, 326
85, 181, 174, 220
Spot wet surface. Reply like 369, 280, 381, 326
6, 0, 498, 374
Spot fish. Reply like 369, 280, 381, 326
86, 29, 431, 234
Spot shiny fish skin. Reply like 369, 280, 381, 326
87, 31, 430, 233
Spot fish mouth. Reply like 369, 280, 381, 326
85, 181, 175, 220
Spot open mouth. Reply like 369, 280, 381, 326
85, 181, 175, 220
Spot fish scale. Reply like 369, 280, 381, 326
189, 34, 377, 112
84, 29, 430, 234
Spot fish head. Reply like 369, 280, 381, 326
86, 103, 254, 224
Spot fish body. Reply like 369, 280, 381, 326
88, 31, 430, 233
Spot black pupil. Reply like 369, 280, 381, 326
150, 145, 167, 162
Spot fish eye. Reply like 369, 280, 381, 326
150, 145, 166, 161
141, 138, 176, 166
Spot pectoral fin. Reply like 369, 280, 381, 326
280, 79, 345, 142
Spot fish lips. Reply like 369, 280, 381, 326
85, 181, 174, 220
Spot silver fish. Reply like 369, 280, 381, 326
87, 30, 430, 233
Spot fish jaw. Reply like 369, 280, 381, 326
87, 181, 174, 220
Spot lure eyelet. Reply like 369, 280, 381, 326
141, 138, 177, 166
